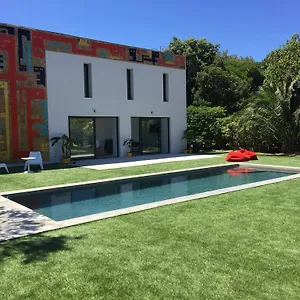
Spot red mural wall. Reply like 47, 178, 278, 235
0, 23, 185, 162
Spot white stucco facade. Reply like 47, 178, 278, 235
46, 51, 186, 162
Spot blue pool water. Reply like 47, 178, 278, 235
7, 167, 294, 221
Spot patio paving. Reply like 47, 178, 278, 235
0, 195, 57, 242
75, 153, 219, 170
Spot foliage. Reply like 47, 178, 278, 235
217, 115, 239, 149
166, 37, 220, 106
172, 33, 300, 153
123, 139, 139, 153
236, 87, 300, 153
192, 66, 239, 112
231, 34, 300, 153
50, 134, 77, 158
166, 37, 264, 110
183, 106, 226, 150
69, 118, 94, 146
222, 54, 264, 94
264, 34, 300, 90
193, 55, 264, 112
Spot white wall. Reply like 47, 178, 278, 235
46, 51, 186, 162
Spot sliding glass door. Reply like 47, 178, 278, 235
69, 117, 118, 159
131, 117, 169, 155
69, 117, 95, 158
139, 118, 161, 154
94, 117, 118, 158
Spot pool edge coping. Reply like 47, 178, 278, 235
0, 163, 237, 196
3, 162, 300, 196
55, 172, 300, 228
1, 162, 300, 242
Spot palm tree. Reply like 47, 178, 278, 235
240, 78, 300, 153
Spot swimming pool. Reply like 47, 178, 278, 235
5, 166, 296, 221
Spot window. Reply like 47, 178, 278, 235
163, 73, 169, 102
127, 69, 134, 100
84, 63, 92, 98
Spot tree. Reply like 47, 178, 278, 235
192, 65, 239, 112
223, 55, 264, 94
235, 84, 300, 153
258, 34, 300, 152
166, 37, 264, 109
166, 37, 219, 106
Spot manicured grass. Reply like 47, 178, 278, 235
1, 176, 300, 299
1, 154, 300, 299
1, 153, 300, 193
250, 153, 300, 166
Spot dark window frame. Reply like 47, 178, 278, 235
163, 73, 169, 102
127, 69, 134, 100
84, 63, 92, 98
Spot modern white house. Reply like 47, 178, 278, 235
0, 23, 186, 163
47, 51, 187, 161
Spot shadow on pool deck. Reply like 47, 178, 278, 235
0, 203, 61, 242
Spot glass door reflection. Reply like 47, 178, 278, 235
139, 118, 161, 154
69, 117, 95, 158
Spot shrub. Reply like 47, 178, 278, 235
184, 106, 226, 150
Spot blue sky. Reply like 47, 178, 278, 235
2, 0, 299, 61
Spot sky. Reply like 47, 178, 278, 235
2, 0, 300, 61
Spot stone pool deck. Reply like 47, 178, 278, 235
1, 163, 300, 242
75, 153, 219, 170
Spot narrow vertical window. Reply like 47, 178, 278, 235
127, 69, 134, 100
163, 73, 169, 102
84, 63, 92, 98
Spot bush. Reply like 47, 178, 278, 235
220, 110, 281, 153
184, 106, 226, 150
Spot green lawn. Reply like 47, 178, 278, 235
1, 154, 300, 299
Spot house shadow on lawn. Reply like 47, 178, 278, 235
0, 233, 85, 264
0, 205, 86, 264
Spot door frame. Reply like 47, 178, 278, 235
137, 117, 169, 155
68, 116, 119, 159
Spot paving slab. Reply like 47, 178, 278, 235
76, 154, 219, 170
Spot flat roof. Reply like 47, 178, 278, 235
0, 23, 185, 69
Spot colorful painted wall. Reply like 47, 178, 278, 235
0, 23, 185, 162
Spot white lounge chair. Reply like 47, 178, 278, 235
0, 163, 9, 173
24, 151, 44, 171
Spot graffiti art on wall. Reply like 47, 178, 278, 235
0, 23, 185, 162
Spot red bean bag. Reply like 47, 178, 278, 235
226, 149, 258, 162
239, 149, 258, 160
226, 151, 249, 162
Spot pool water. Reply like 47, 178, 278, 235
7, 167, 294, 221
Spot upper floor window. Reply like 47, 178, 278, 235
127, 69, 134, 100
84, 63, 92, 98
163, 73, 169, 102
